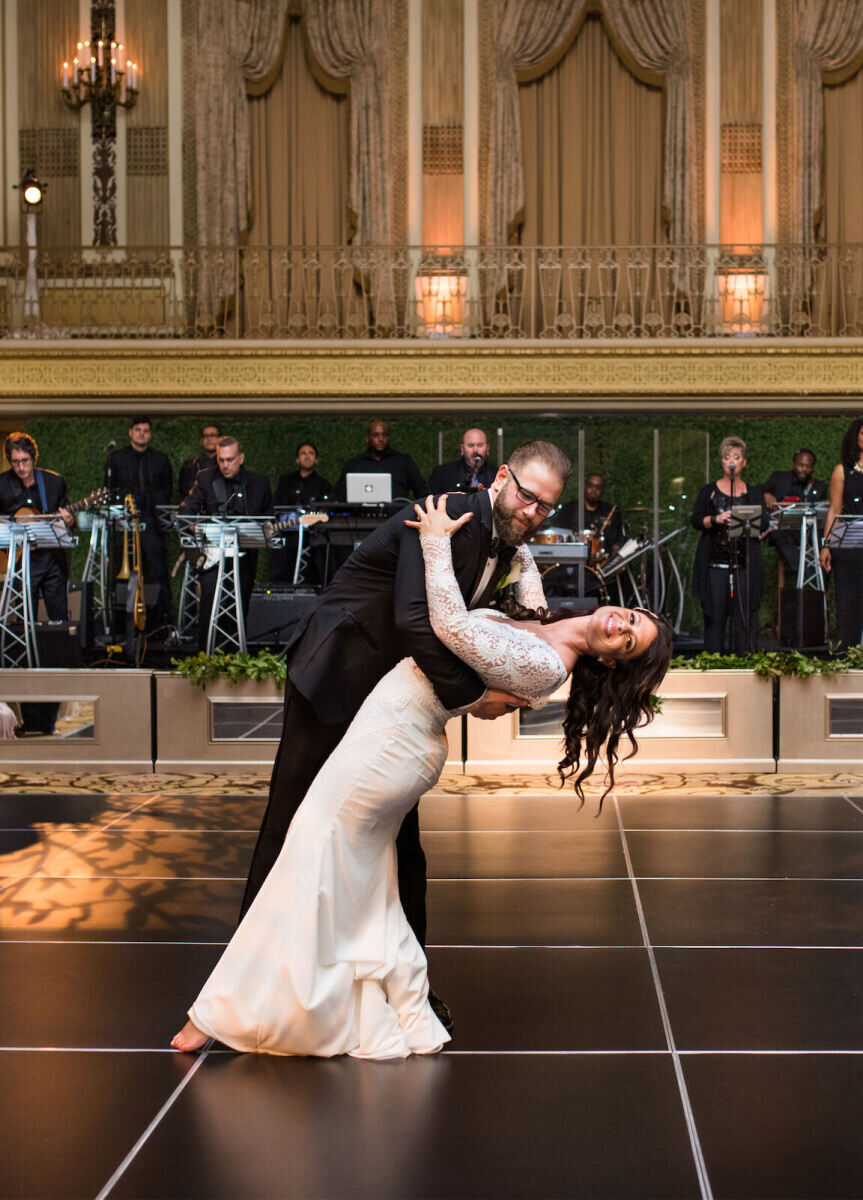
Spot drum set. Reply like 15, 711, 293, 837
528, 508, 687, 628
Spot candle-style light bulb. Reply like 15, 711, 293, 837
73, 56, 79, 84
63, 61, 69, 90
110, 57, 116, 85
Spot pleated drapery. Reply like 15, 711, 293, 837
195, 0, 391, 321
791, 0, 863, 243
488, 0, 695, 247
519, 15, 664, 245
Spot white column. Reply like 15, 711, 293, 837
463, 0, 479, 246
167, 0, 183, 248
704, 0, 722, 327
114, 0, 128, 247
3, 0, 20, 246
762, 0, 777, 328
79, 0, 91, 243
407, 0, 422, 246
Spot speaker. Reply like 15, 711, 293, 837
780, 587, 827, 647
67, 581, 94, 648
35, 620, 82, 668
246, 585, 320, 646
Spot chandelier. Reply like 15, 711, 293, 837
61, 16, 138, 140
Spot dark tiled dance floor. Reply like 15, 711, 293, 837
2, 785, 863, 1198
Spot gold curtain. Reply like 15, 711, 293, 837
517, 14, 664, 336
821, 65, 863, 333
519, 15, 663, 245
242, 16, 349, 336
247, 17, 348, 247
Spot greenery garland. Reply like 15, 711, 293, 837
171, 649, 287, 689
669, 645, 863, 678
172, 645, 863, 691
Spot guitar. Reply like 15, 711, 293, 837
0, 486, 109, 574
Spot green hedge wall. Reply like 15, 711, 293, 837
14, 409, 857, 636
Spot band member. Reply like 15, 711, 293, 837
820, 417, 863, 647
763, 449, 828, 575
178, 423, 221, 499
0, 432, 74, 614
556, 473, 623, 557
179, 436, 272, 649
272, 442, 331, 586
428, 427, 496, 493
336, 419, 427, 501
691, 436, 766, 653
0, 432, 74, 734
105, 416, 174, 628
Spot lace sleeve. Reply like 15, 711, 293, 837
420, 533, 566, 702
512, 544, 546, 611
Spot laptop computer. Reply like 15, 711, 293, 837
346, 473, 393, 504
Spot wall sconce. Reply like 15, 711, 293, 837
414, 271, 468, 337
716, 260, 767, 335
15, 168, 47, 213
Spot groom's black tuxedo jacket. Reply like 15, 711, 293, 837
288, 489, 517, 724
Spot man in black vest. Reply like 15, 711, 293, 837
178, 423, 221, 499
105, 416, 174, 629
179, 436, 273, 649
428, 427, 496, 493
241, 439, 571, 1031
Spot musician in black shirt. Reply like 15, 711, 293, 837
762, 449, 827, 576
428, 428, 496, 493
272, 442, 331, 585
0, 432, 74, 621
335, 419, 427, 501
105, 416, 174, 628
179, 437, 273, 649
178, 423, 221, 499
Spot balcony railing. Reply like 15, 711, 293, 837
1, 243, 862, 340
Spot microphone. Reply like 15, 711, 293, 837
472, 453, 483, 467
728, 461, 736, 475
103, 439, 116, 454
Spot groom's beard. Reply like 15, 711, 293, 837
493, 481, 547, 547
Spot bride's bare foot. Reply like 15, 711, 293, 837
171, 1019, 208, 1052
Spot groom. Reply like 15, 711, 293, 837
241, 439, 571, 1023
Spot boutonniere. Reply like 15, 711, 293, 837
495, 559, 522, 591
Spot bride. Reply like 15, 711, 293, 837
172, 496, 672, 1059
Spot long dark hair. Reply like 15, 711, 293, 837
840, 417, 863, 471
505, 600, 673, 807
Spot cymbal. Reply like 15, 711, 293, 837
625, 505, 650, 512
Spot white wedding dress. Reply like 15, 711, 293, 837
187, 534, 568, 1059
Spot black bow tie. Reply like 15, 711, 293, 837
489, 537, 517, 564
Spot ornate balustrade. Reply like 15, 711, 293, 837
1, 243, 862, 341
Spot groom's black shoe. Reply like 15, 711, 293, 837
428, 990, 454, 1034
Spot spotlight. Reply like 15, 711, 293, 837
15, 168, 47, 213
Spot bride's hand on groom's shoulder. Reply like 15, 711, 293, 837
404, 494, 473, 538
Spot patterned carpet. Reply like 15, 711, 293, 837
2, 768, 863, 796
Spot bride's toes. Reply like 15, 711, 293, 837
171, 1020, 208, 1052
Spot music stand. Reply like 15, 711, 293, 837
0, 518, 77, 667
724, 504, 764, 652
772, 501, 829, 647
175, 515, 283, 653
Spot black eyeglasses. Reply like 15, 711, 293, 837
508, 468, 557, 518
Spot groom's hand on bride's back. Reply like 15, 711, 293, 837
468, 689, 526, 720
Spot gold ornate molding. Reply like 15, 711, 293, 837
3, 340, 863, 414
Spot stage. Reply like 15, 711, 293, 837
1, 770, 862, 1198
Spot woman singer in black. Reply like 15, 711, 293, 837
819, 415, 863, 648
691, 436, 766, 653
